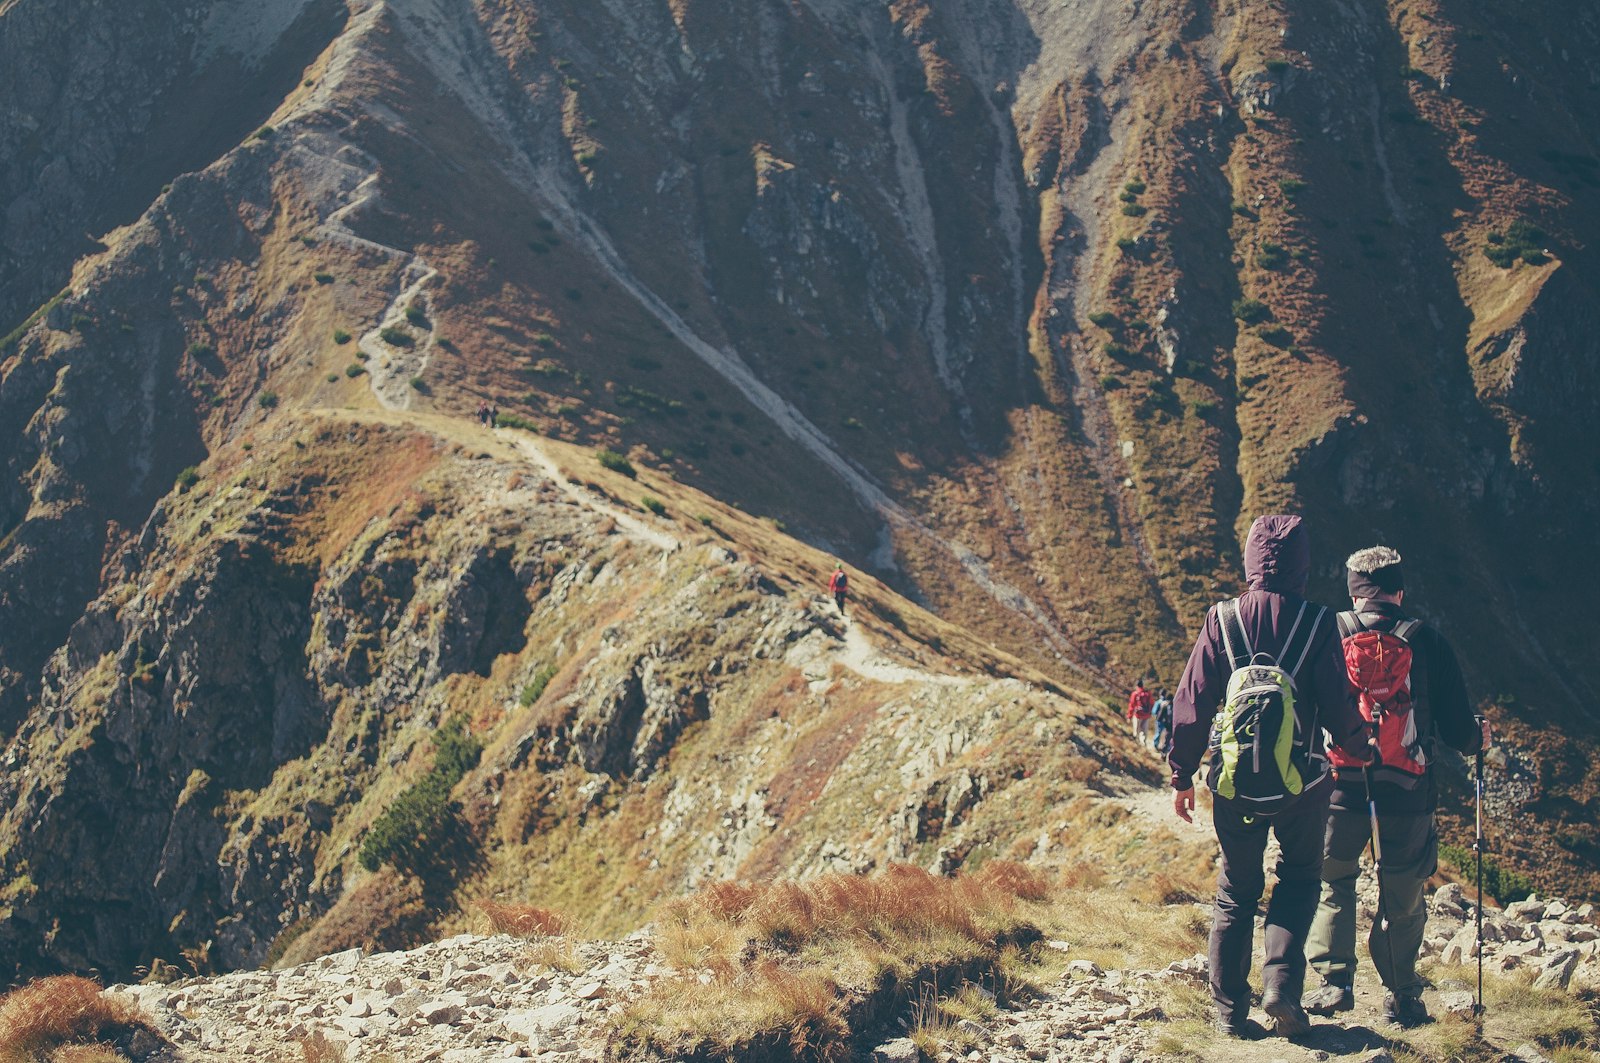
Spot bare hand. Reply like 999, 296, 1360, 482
1174, 787, 1195, 823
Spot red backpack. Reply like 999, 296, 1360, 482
1330, 612, 1430, 787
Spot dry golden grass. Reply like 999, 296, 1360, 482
1387, 963, 1600, 1063
293, 1031, 347, 1063
617, 861, 1054, 1058
0, 976, 151, 1063
479, 901, 565, 938
524, 938, 582, 974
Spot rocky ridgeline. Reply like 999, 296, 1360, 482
98, 882, 1600, 1063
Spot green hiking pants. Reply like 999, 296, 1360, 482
1307, 806, 1437, 997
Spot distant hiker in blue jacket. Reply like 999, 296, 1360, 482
1168, 515, 1371, 1040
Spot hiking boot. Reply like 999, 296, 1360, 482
1212, 1010, 1264, 1040
1383, 990, 1432, 1028
1261, 991, 1312, 1039
1304, 982, 1354, 1016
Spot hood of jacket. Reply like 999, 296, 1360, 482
1244, 514, 1310, 594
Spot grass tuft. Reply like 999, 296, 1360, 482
480, 902, 565, 938
617, 862, 1054, 1058
0, 976, 154, 1063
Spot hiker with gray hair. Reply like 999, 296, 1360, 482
1304, 546, 1491, 1028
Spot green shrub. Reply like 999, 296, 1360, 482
345, 363, 367, 378
1121, 203, 1148, 217
1088, 311, 1120, 329
332, 329, 351, 344
1187, 398, 1216, 418
1440, 845, 1534, 905
380, 326, 413, 347
187, 340, 213, 357
1231, 201, 1252, 215
1265, 59, 1290, 75
1257, 325, 1293, 347
615, 386, 685, 417
257, 391, 280, 409
1100, 375, 1124, 391
409, 376, 427, 392
326, 373, 339, 382
1483, 220, 1550, 269
1257, 242, 1287, 270
533, 332, 556, 349
641, 496, 666, 516
404, 306, 428, 327
598, 449, 636, 477
358, 717, 483, 872
1103, 341, 1131, 359
1232, 298, 1271, 324
495, 411, 538, 431
1116, 237, 1137, 253
842, 416, 864, 430
697, 514, 714, 527
313, 271, 335, 285
1277, 177, 1307, 199
254, 125, 275, 139
519, 664, 558, 708
1123, 179, 1146, 195
175, 466, 200, 491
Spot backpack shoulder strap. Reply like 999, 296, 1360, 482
1283, 604, 1327, 682
1391, 618, 1422, 643
1336, 610, 1364, 639
1217, 599, 1251, 673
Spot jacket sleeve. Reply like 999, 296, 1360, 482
1424, 628, 1481, 755
1168, 607, 1224, 790
1309, 619, 1368, 758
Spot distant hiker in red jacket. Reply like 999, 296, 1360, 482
1127, 680, 1155, 747
829, 564, 849, 615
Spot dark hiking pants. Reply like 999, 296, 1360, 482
1210, 789, 1329, 1020
1307, 806, 1437, 997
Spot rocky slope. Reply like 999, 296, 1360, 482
2, 0, 1598, 980
90, 881, 1600, 1061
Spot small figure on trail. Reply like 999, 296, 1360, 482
829, 564, 849, 615
488, 403, 499, 427
1303, 546, 1490, 1029
1168, 514, 1372, 1040
476, 401, 491, 427
1127, 680, 1154, 747
1152, 688, 1174, 755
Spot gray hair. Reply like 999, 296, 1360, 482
1346, 545, 1403, 573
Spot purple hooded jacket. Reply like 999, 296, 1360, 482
1167, 515, 1370, 794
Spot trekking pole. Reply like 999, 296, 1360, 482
1473, 731, 1486, 1021
1364, 758, 1399, 989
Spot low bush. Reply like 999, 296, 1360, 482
495, 411, 539, 431
1232, 297, 1271, 324
1120, 203, 1148, 217
1088, 311, 1120, 329
409, 376, 427, 393
1277, 177, 1308, 199
357, 717, 483, 872
404, 306, 428, 327
313, 272, 335, 285
1257, 242, 1287, 270
186, 340, 213, 358
257, 392, 280, 410
641, 496, 666, 516
332, 329, 351, 345
379, 326, 413, 347
597, 449, 636, 478
1440, 845, 1534, 905
345, 363, 367, 378
519, 664, 558, 708
175, 466, 200, 491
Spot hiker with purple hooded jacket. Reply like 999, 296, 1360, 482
1169, 515, 1372, 1040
